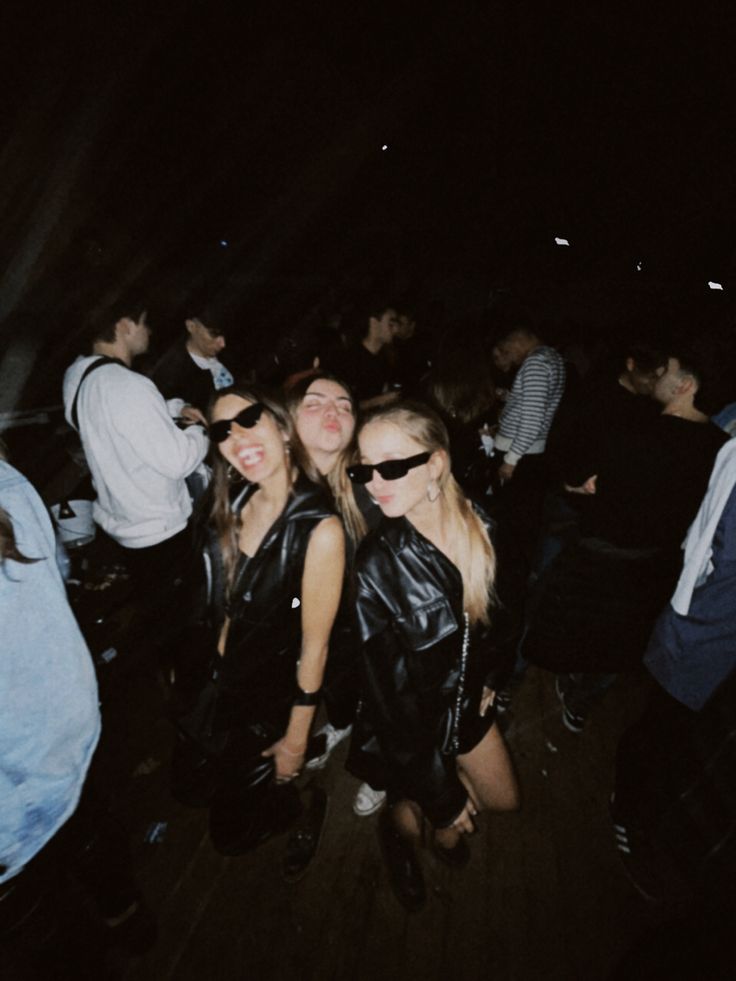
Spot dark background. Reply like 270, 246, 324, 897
2, 1, 736, 411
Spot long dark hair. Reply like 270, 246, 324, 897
0, 441, 38, 565
208, 384, 321, 580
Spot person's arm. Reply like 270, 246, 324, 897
113, 373, 209, 479
263, 516, 345, 780
504, 358, 553, 466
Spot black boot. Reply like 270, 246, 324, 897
377, 810, 426, 912
282, 784, 328, 883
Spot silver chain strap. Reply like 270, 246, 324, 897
449, 612, 470, 754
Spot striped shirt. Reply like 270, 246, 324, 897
496, 346, 566, 465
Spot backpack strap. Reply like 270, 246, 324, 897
70, 356, 127, 432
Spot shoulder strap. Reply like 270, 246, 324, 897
70, 356, 127, 432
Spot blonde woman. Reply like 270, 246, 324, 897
347, 401, 519, 910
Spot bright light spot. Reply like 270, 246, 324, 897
636, 260, 643, 272
708, 281, 724, 290
554, 237, 570, 246
381, 144, 388, 151
219, 240, 229, 248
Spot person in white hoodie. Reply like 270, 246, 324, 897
63, 301, 209, 584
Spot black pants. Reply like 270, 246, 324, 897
494, 454, 552, 573
0, 748, 138, 940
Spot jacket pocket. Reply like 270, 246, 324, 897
393, 599, 458, 652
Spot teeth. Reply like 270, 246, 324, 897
237, 447, 263, 466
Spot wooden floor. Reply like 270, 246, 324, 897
89, 661, 665, 981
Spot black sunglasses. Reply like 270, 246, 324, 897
347, 452, 431, 484
209, 402, 265, 443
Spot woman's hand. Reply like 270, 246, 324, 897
262, 738, 305, 784
480, 686, 495, 717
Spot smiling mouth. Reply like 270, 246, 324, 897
236, 446, 264, 468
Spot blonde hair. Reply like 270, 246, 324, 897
360, 401, 496, 625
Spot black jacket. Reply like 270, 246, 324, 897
152, 341, 228, 412
200, 475, 336, 727
348, 512, 499, 827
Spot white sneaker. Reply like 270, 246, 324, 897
353, 783, 387, 817
305, 723, 352, 771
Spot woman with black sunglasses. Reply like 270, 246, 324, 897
174, 385, 344, 875
346, 401, 519, 911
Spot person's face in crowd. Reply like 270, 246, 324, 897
358, 419, 442, 522
295, 379, 355, 472
495, 334, 529, 367
653, 357, 687, 406
121, 312, 151, 357
395, 314, 416, 341
492, 343, 514, 373
368, 309, 400, 347
626, 358, 664, 396
212, 394, 287, 484
186, 318, 226, 358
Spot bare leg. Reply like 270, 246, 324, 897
457, 724, 520, 813
390, 799, 424, 840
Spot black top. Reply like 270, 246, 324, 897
547, 374, 661, 487
152, 340, 229, 412
327, 342, 391, 402
348, 510, 499, 827
200, 475, 336, 725
584, 415, 728, 549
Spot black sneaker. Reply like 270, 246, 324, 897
609, 799, 690, 907
555, 676, 586, 733
282, 785, 328, 883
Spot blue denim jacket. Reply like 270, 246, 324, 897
645, 483, 736, 711
0, 462, 100, 882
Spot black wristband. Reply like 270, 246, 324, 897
293, 685, 322, 707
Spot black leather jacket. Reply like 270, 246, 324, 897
348, 512, 499, 828
200, 475, 336, 727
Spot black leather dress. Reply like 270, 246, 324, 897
346, 513, 500, 828
204, 474, 337, 732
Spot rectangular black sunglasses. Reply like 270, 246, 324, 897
209, 402, 265, 443
347, 452, 431, 484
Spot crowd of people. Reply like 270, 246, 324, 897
2, 291, 736, 972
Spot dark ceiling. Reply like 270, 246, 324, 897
2, 1, 736, 411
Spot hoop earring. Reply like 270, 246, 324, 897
227, 463, 245, 485
427, 479, 440, 503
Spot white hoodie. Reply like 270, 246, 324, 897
63, 356, 209, 548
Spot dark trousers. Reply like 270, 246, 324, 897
0, 749, 138, 943
495, 453, 552, 573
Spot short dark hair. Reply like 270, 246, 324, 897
85, 296, 147, 345
350, 295, 397, 341
625, 344, 666, 375
669, 349, 716, 414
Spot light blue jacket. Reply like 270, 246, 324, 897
0, 462, 100, 882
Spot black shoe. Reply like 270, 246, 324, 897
377, 811, 426, 912
282, 786, 328, 883
433, 835, 471, 869
609, 799, 690, 907
555, 676, 586, 733
102, 899, 158, 955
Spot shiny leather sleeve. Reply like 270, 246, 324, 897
356, 579, 468, 828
